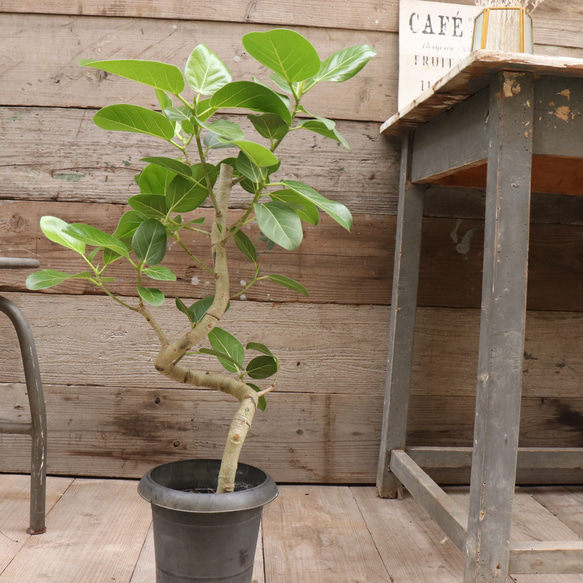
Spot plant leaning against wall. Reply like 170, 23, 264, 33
26, 30, 375, 494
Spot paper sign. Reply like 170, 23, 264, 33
398, 0, 480, 110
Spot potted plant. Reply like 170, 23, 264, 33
26, 29, 375, 583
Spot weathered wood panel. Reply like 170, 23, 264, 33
0, 0, 580, 51
0, 107, 397, 212
3, 199, 583, 311
0, 294, 581, 399
0, 13, 393, 122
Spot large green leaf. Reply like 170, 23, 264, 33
281, 180, 353, 230
166, 174, 209, 213
236, 152, 263, 184
297, 118, 350, 149
137, 286, 165, 306
185, 44, 232, 95
64, 223, 130, 258
113, 210, 148, 239
267, 274, 308, 296
26, 269, 91, 290
314, 45, 376, 83
93, 104, 175, 141
246, 342, 274, 357
210, 81, 291, 124
79, 59, 185, 95
190, 295, 215, 323
248, 113, 289, 142
233, 228, 257, 263
208, 327, 244, 373
39, 216, 85, 254
254, 200, 303, 251
143, 265, 177, 281
233, 140, 278, 168
141, 157, 192, 179
246, 355, 278, 379
132, 218, 167, 265
242, 29, 320, 84
270, 190, 319, 225
128, 194, 168, 218
136, 163, 175, 196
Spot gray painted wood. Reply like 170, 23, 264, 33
464, 71, 536, 583
509, 541, 583, 574
376, 133, 425, 498
411, 88, 490, 184
390, 450, 468, 552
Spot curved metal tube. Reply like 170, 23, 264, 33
0, 296, 47, 534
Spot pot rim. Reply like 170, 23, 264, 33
138, 458, 278, 514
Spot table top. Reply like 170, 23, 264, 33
381, 50, 583, 136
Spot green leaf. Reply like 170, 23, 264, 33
113, 210, 148, 239
210, 81, 292, 125
246, 355, 278, 379
141, 157, 192, 179
80, 59, 185, 94
248, 113, 289, 142
165, 174, 209, 213
236, 152, 263, 184
205, 119, 245, 141
242, 29, 320, 84
314, 45, 376, 83
297, 118, 350, 149
64, 223, 130, 258
196, 99, 218, 122
208, 327, 244, 373
132, 218, 167, 265
26, 269, 90, 290
281, 180, 353, 230
93, 104, 175, 141
137, 164, 175, 196
39, 216, 86, 254
246, 382, 267, 411
233, 228, 257, 263
156, 89, 173, 112
254, 200, 303, 251
267, 274, 309, 296
163, 105, 192, 122
270, 190, 319, 225
143, 265, 177, 281
233, 140, 278, 168
128, 194, 168, 218
176, 298, 195, 324
137, 286, 165, 306
246, 342, 274, 357
190, 295, 215, 323
185, 44, 232, 95
199, 348, 242, 370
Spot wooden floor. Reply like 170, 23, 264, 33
1, 475, 583, 582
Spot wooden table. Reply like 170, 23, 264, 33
377, 50, 583, 582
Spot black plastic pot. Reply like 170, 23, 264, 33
138, 459, 278, 583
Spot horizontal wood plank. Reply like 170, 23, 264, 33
262, 485, 392, 582
3, 197, 583, 310
0, 107, 398, 213
0, 478, 152, 582
0, 294, 582, 400
0, 0, 580, 51
0, 13, 393, 122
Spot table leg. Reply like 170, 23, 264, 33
377, 132, 425, 498
464, 72, 535, 582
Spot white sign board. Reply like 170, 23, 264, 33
398, 0, 480, 111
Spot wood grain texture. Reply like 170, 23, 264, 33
262, 486, 392, 583
0, 13, 393, 122
0, 0, 579, 50
0, 478, 152, 583
0, 107, 397, 212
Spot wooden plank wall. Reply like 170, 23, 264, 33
0, 0, 582, 484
